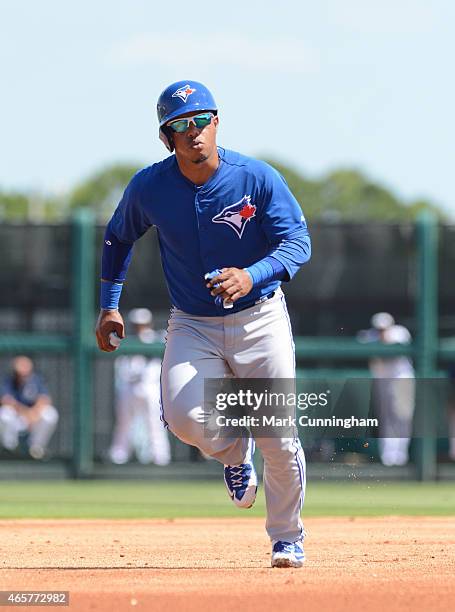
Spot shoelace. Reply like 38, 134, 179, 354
274, 542, 298, 554
226, 465, 250, 489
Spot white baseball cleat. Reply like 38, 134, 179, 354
223, 438, 257, 509
271, 540, 305, 568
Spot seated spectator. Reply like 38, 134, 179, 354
0, 356, 59, 459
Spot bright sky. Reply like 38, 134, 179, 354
1, 0, 454, 215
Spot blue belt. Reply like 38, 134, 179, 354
235, 291, 276, 313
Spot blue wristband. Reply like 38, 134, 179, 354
100, 280, 123, 310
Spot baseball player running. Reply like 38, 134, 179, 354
95, 80, 311, 568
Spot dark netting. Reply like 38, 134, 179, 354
0, 224, 72, 332
92, 357, 116, 460
286, 222, 417, 336
437, 224, 455, 457
438, 225, 455, 456
438, 225, 455, 337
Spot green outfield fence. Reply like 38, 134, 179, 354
0, 210, 454, 481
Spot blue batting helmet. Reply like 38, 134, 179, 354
157, 80, 218, 151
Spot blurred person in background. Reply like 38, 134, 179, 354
108, 308, 171, 466
358, 312, 415, 466
0, 356, 59, 459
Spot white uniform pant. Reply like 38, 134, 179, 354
0, 404, 59, 453
161, 289, 306, 543
109, 386, 171, 465
374, 376, 415, 466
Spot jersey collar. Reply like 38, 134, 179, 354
173, 147, 225, 192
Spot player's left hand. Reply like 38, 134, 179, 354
206, 267, 253, 304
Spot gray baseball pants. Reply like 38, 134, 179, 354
160, 288, 306, 543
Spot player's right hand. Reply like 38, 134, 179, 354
95, 309, 125, 352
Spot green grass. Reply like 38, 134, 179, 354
0, 481, 454, 519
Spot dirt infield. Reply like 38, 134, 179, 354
0, 517, 454, 611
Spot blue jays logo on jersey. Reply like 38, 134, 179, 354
212, 195, 257, 239
172, 84, 196, 102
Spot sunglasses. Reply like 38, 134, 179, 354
167, 112, 214, 133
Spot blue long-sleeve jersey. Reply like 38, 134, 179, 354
104, 147, 311, 316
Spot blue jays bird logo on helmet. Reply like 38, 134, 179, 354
157, 80, 218, 151
212, 196, 257, 239
172, 84, 196, 102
